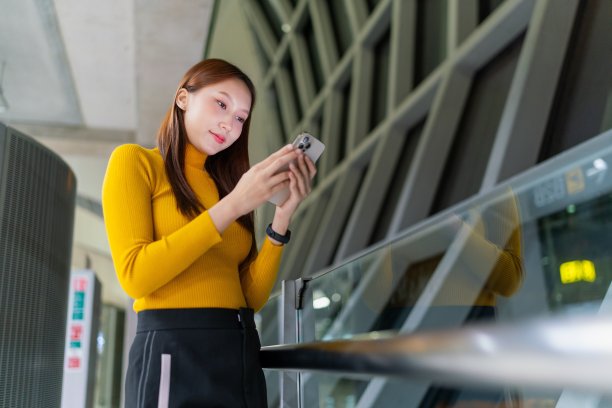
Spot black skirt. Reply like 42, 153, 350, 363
125, 308, 267, 408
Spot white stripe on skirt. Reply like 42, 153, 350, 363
158, 354, 171, 408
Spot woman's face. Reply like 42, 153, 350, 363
177, 77, 252, 156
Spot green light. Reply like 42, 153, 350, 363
567, 204, 576, 214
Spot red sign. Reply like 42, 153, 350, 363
68, 357, 81, 369
73, 278, 88, 292
70, 324, 83, 341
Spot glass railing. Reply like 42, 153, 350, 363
258, 128, 612, 407
258, 293, 281, 407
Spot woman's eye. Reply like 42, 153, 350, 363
236, 116, 245, 123
216, 100, 226, 109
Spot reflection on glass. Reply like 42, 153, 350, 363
308, 251, 380, 340
257, 295, 281, 407
377, 189, 523, 332
261, 131, 612, 407
308, 189, 524, 344
538, 194, 612, 312
309, 190, 525, 406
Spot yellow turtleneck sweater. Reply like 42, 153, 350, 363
102, 143, 283, 312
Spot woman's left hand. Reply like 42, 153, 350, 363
273, 152, 316, 226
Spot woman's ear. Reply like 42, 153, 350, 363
176, 88, 188, 111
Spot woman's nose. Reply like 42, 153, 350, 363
219, 115, 232, 132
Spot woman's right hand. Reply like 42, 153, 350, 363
208, 145, 299, 233
231, 144, 300, 213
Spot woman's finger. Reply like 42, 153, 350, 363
296, 153, 309, 177
305, 156, 317, 179
262, 150, 299, 177
269, 178, 291, 195
264, 144, 293, 162
266, 170, 291, 188
298, 161, 311, 195
289, 171, 304, 199
257, 145, 296, 169
297, 156, 313, 193
289, 163, 307, 197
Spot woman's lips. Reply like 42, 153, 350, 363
211, 131, 225, 144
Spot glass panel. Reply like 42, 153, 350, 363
308, 248, 382, 340
301, 372, 592, 407
257, 294, 281, 407
308, 131, 612, 338
537, 195, 612, 312
304, 373, 370, 408
297, 129, 612, 405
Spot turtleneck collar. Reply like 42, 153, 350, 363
185, 142, 208, 169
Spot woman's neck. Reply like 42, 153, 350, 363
185, 142, 208, 168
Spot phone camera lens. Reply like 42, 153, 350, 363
305, 143, 311, 149
303, 136, 310, 143
298, 143, 305, 150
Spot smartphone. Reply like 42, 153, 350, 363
268, 132, 325, 206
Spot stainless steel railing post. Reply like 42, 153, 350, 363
279, 278, 316, 408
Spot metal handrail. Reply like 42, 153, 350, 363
261, 313, 612, 395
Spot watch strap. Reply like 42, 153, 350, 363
266, 224, 291, 244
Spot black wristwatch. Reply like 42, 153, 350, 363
266, 224, 291, 244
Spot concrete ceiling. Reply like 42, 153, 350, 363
0, 0, 214, 144
0, 0, 215, 306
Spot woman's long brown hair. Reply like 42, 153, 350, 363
157, 59, 257, 274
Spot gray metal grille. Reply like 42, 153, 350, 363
0, 123, 76, 408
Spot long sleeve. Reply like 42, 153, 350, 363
102, 144, 222, 299
240, 237, 284, 311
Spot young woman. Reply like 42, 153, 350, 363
102, 58, 315, 407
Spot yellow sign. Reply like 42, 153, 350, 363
560, 260, 596, 284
